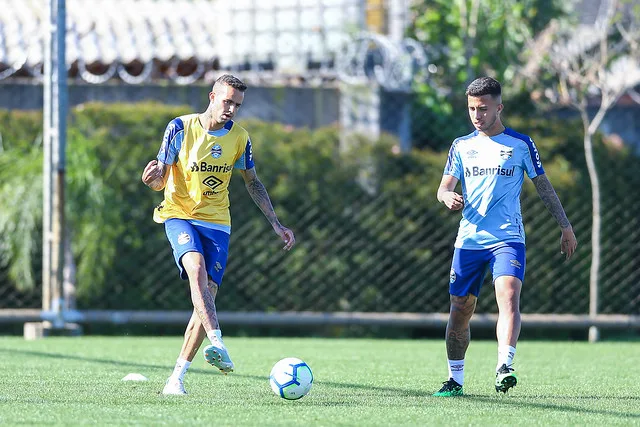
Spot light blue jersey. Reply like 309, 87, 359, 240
444, 128, 545, 249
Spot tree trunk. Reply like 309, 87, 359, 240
581, 114, 601, 342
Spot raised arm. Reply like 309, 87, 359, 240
531, 174, 578, 259
239, 166, 295, 251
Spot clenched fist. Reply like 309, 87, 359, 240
142, 160, 166, 191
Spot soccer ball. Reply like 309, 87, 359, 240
269, 357, 314, 400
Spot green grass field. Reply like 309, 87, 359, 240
1, 336, 638, 426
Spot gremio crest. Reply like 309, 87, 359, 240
211, 143, 222, 159
500, 148, 513, 160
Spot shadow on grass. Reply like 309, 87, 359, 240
465, 394, 639, 419
3, 347, 638, 419
243, 374, 640, 420
0, 347, 209, 374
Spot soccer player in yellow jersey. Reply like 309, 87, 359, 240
141, 74, 295, 395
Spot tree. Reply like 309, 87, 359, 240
0, 128, 120, 305
406, 0, 568, 148
523, 0, 640, 341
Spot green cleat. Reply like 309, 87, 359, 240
495, 364, 517, 393
433, 378, 464, 397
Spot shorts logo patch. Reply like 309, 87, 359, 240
177, 232, 191, 245
449, 269, 457, 284
510, 259, 522, 269
214, 261, 222, 272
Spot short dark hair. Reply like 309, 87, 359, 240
465, 77, 501, 98
214, 74, 247, 92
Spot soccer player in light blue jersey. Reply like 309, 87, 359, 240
433, 77, 578, 397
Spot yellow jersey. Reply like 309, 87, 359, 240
152, 114, 254, 228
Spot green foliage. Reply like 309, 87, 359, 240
0, 141, 43, 290
66, 103, 190, 300
0, 103, 189, 300
0, 103, 638, 315
407, 0, 568, 149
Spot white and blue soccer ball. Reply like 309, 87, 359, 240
269, 357, 314, 400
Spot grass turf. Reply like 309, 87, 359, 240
0, 336, 638, 426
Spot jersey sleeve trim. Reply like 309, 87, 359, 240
157, 118, 185, 165
443, 138, 463, 179
504, 127, 545, 177
233, 135, 255, 170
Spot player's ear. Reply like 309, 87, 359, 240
497, 103, 504, 115
208, 91, 215, 102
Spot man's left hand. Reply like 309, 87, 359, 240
560, 226, 577, 260
275, 225, 296, 251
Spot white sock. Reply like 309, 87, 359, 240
171, 358, 191, 380
206, 329, 225, 347
496, 345, 516, 371
448, 359, 464, 385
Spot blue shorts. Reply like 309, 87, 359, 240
164, 218, 230, 286
449, 242, 526, 297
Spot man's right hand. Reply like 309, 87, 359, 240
142, 160, 165, 190
442, 191, 464, 211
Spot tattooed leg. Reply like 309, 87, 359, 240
446, 294, 477, 360
178, 279, 218, 361
181, 252, 219, 332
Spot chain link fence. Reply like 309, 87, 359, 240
82, 176, 640, 317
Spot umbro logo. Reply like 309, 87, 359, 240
203, 175, 223, 190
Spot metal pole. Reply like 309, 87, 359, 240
51, 0, 67, 328
42, 0, 54, 315
388, 0, 407, 42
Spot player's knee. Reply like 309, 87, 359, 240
182, 252, 207, 276
495, 277, 521, 304
450, 294, 476, 318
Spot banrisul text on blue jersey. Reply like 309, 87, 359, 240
464, 166, 515, 177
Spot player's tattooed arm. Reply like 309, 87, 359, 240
240, 167, 296, 251
532, 174, 578, 259
532, 174, 571, 229
240, 167, 280, 226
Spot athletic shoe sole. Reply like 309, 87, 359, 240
203, 344, 234, 374
433, 389, 464, 397
495, 374, 517, 393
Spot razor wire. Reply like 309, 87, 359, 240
336, 32, 429, 91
